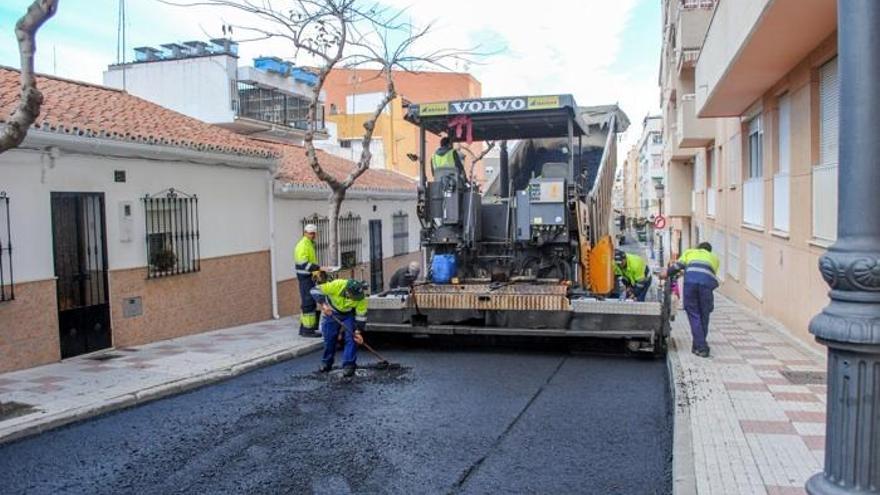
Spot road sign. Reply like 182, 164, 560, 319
654, 215, 667, 229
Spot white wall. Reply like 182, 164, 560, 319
103, 55, 237, 124
345, 92, 390, 115
1, 147, 270, 283
273, 192, 419, 282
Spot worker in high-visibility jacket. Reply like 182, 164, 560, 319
613, 250, 652, 301
665, 242, 720, 358
431, 136, 465, 179
310, 279, 368, 377
294, 224, 324, 338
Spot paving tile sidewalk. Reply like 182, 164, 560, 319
670, 295, 828, 495
0, 317, 321, 444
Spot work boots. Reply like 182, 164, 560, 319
342, 365, 356, 377
299, 328, 321, 338
318, 362, 332, 373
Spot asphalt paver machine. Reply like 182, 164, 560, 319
367, 94, 672, 355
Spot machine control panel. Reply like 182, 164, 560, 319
528, 179, 565, 203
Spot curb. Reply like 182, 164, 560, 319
0, 342, 322, 446
667, 332, 698, 495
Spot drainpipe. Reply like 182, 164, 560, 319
806, 2, 880, 494
267, 174, 280, 320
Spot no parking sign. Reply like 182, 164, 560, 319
653, 215, 667, 229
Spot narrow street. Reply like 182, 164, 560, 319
0, 345, 672, 495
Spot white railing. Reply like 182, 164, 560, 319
707, 188, 717, 217
812, 164, 838, 241
681, 0, 716, 8
772, 173, 790, 232
743, 178, 764, 227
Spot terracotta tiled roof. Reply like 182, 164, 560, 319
274, 144, 416, 192
0, 66, 276, 159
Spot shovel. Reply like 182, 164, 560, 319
326, 311, 400, 370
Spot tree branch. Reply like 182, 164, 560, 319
0, 0, 59, 154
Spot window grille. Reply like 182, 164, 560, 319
143, 188, 200, 278
301, 213, 362, 268
0, 192, 13, 302
392, 211, 409, 256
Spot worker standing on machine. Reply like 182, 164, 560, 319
311, 279, 368, 377
431, 136, 465, 180
664, 242, 719, 358
294, 224, 324, 338
614, 250, 652, 302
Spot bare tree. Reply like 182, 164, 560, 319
0, 0, 59, 154
164, 0, 476, 264
460, 141, 496, 186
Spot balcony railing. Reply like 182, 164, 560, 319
681, 0, 716, 8
812, 164, 838, 241
743, 178, 764, 227
772, 173, 790, 232
677, 48, 700, 74
234, 81, 325, 131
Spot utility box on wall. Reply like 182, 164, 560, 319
119, 201, 134, 242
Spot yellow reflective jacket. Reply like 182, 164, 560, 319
294, 236, 319, 277
310, 279, 368, 322
674, 248, 720, 288
614, 252, 649, 286
431, 147, 456, 170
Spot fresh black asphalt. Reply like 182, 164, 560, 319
0, 343, 672, 494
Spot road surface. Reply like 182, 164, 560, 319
0, 344, 673, 494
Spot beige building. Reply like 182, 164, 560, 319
622, 145, 641, 224
659, 0, 839, 347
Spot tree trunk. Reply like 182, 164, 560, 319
328, 188, 345, 265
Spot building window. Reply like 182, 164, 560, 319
774, 93, 791, 232
814, 57, 839, 242
745, 241, 763, 299
236, 81, 322, 131
392, 211, 409, 256
0, 192, 13, 302
727, 233, 740, 280
143, 189, 201, 278
743, 115, 764, 227
340, 140, 352, 149
302, 213, 362, 268
707, 148, 717, 217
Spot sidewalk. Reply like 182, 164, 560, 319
670, 295, 827, 495
0, 317, 321, 444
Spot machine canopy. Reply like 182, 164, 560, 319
404, 94, 588, 141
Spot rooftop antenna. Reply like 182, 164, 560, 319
116, 0, 127, 90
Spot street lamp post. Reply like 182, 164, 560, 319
653, 178, 665, 266
806, 2, 880, 494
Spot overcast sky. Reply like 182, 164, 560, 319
0, 0, 661, 151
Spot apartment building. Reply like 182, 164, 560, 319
103, 40, 327, 145
660, 0, 839, 346
622, 145, 641, 224
637, 116, 664, 219
321, 68, 483, 181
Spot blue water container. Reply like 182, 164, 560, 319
431, 254, 457, 284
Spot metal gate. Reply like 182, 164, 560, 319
369, 219, 383, 292
51, 192, 111, 358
